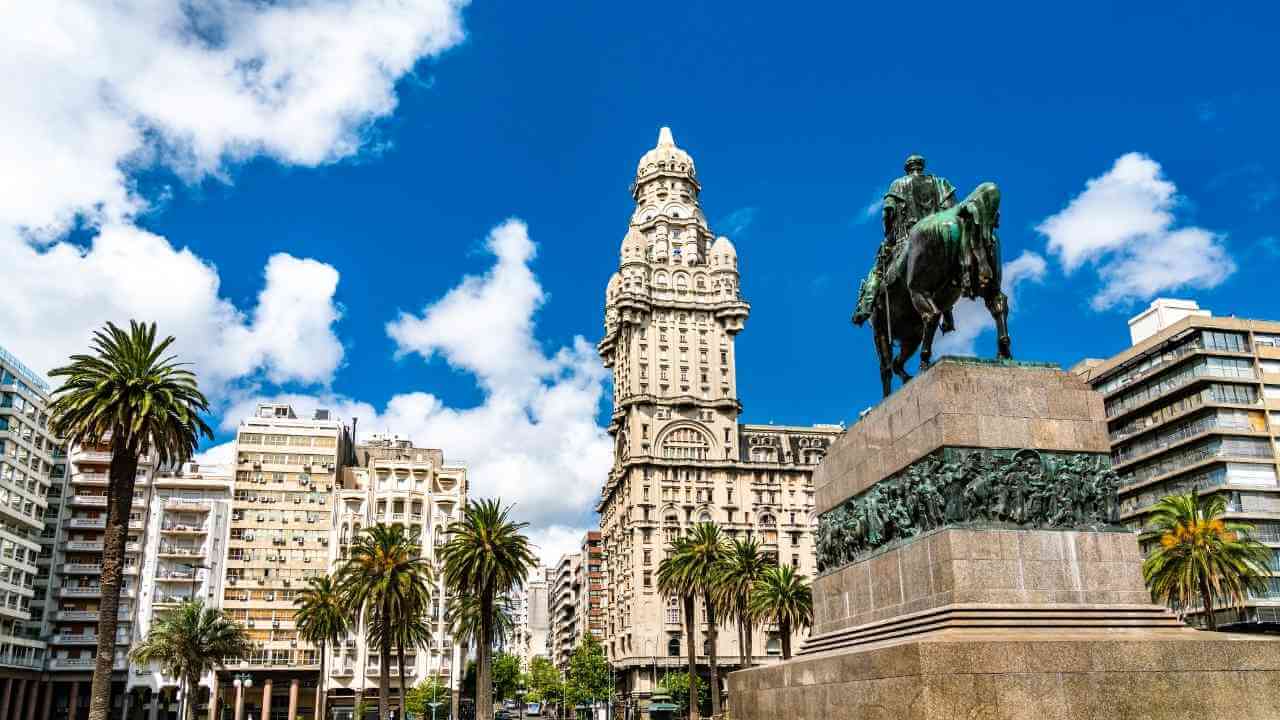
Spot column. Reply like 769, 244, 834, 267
38, 681, 52, 720
208, 681, 220, 720
13, 679, 28, 720
120, 688, 132, 720
234, 683, 245, 720
1, 677, 13, 720
68, 682, 80, 720
261, 679, 273, 720
286, 679, 298, 720
26, 679, 39, 720
147, 693, 159, 720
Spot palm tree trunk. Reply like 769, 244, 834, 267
397, 630, 409, 720
317, 640, 327, 720
380, 599, 393, 720
682, 594, 697, 720
780, 618, 792, 661
186, 674, 199, 720
478, 593, 494, 720
88, 444, 140, 720
737, 617, 746, 669
1200, 578, 1217, 631
703, 593, 719, 719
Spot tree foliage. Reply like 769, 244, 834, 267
294, 575, 350, 720
1141, 491, 1271, 630
657, 671, 708, 717
526, 655, 563, 705
566, 634, 611, 705
748, 565, 813, 660
406, 677, 452, 720
130, 600, 250, 720
492, 652, 524, 702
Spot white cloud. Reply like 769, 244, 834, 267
0, 0, 468, 387
527, 525, 593, 568
220, 221, 612, 536
1037, 153, 1234, 310
717, 207, 758, 237
933, 250, 1047, 357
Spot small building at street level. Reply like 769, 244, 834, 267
596, 128, 841, 714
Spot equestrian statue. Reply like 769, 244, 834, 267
852, 154, 1012, 397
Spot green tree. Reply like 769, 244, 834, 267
526, 655, 563, 706
445, 594, 515, 651
657, 523, 728, 719
129, 600, 250, 720
1141, 491, 1272, 630
406, 677, 452, 720
656, 672, 708, 718
49, 321, 213, 720
748, 565, 813, 660
712, 537, 768, 668
492, 652, 523, 703
294, 574, 350, 720
439, 499, 537, 720
337, 524, 434, 720
567, 634, 611, 711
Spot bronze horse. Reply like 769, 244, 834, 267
853, 182, 1012, 397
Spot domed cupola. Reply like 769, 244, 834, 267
635, 127, 696, 183
620, 228, 646, 264
710, 235, 737, 270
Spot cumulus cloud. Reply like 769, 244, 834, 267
933, 250, 1048, 357
0, 0, 468, 385
220, 221, 612, 537
1037, 153, 1234, 310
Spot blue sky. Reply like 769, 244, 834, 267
3, 1, 1278, 562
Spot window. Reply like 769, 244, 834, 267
643, 571, 652, 587
667, 636, 681, 657
765, 637, 782, 656
661, 427, 710, 460
643, 549, 651, 566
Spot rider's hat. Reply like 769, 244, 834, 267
904, 154, 926, 172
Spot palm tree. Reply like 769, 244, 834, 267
439, 499, 536, 720
295, 574, 351, 720
1141, 491, 1272, 630
748, 565, 813, 660
337, 524, 434, 720
658, 535, 699, 720
713, 537, 769, 669
49, 321, 212, 720
445, 594, 515, 650
658, 523, 729, 720
130, 599, 250, 720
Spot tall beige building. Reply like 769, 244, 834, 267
219, 403, 349, 719
1075, 299, 1280, 628
596, 128, 840, 711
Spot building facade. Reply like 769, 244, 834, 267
217, 403, 349, 720
549, 551, 580, 670
595, 129, 841, 711
327, 434, 466, 718
0, 344, 58, 708
522, 567, 551, 668
1075, 299, 1280, 628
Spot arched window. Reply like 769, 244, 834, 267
668, 636, 681, 657
802, 449, 825, 465
661, 427, 710, 460
654, 271, 670, 288
675, 273, 689, 293
698, 510, 713, 523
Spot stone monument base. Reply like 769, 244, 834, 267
730, 359, 1280, 719
729, 625, 1280, 720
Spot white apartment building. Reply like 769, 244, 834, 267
327, 433, 466, 719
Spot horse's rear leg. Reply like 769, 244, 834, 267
985, 289, 1012, 359
918, 314, 942, 369
895, 332, 921, 384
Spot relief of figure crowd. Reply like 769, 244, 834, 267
816, 448, 1122, 572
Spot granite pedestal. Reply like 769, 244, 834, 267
728, 359, 1280, 719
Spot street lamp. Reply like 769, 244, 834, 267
233, 673, 254, 720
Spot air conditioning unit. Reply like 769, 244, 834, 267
294, 497, 302, 504
320, 538, 329, 546
303, 557, 311, 563
272, 621, 280, 628
264, 593, 274, 601
247, 620, 256, 627
290, 641, 298, 648
283, 579, 291, 587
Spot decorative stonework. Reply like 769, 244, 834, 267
816, 447, 1121, 572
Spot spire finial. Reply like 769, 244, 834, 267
657, 126, 674, 147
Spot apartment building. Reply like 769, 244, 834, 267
216, 403, 349, 720
1075, 299, 1280, 628
595, 129, 840, 711
549, 552, 580, 670
524, 567, 551, 666
0, 344, 57, 704
326, 433, 466, 718
128, 462, 234, 708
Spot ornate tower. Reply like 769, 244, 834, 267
596, 128, 838, 706
599, 127, 750, 471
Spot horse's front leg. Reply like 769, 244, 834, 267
918, 313, 942, 369
985, 289, 1012, 359
908, 289, 942, 370
873, 317, 894, 397
895, 332, 920, 384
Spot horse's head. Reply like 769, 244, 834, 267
957, 182, 1000, 229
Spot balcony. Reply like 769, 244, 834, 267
59, 563, 102, 575
156, 547, 205, 559
160, 524, 207, 535
74, 451, 114, 463
0, 655, 43, 670
69, 495, 108, 507
64, 541, 103, 552
165, 499, 211, 512
155, 573, 197, 583
65, 518, 106, 530
54, 609, 130, 622
332, 666, 354, 677
51, 631, 130, 645
58, 586, 102, 598
48, 656, 127, 671
71, 473, 108, 486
